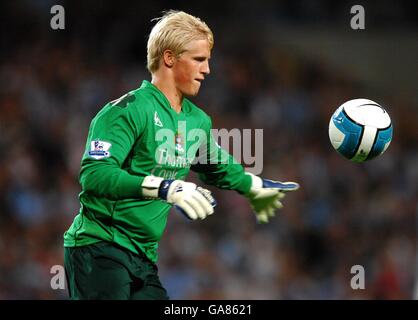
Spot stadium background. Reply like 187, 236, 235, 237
0, 0, 417, 299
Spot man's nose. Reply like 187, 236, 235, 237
201, 61, 210, 75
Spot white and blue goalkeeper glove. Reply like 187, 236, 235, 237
245, 172, 299, 224
141, 176, 216, 220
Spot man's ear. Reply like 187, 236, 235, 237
162, 49, 175, 68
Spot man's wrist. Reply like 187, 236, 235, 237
158, 179, 174, 200
141, 176, 165, 198
244, 172, 262, 195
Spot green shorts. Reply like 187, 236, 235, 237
64, 241, 169, 300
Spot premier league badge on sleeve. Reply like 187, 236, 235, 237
88, 140, 112, 159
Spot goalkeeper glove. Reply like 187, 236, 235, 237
245, 172, 299, 224
141, 176, 216, 220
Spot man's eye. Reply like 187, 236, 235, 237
194, 57, 206, 62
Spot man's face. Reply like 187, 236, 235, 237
172, 39, 211, 97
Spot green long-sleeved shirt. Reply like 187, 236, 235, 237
64, 80, 251, 263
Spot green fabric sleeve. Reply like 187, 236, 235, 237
79, 95, 147, 199
191, 116, 252, 195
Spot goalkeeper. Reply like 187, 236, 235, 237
63, 10, 299, 300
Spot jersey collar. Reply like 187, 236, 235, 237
140, 80, 191, 114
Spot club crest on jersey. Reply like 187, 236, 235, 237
88, 140, 112, 159
175, 133, 185, 154
154, 112, 163, 127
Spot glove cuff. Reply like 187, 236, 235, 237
245, 172, 263, 194
141, 176, 165, 198
158, 179, 175, 200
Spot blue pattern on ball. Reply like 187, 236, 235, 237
367, 126, 393, 160
332, 108, 364, 159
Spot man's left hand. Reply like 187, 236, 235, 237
245, 172, 300, 223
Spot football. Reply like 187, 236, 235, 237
328, 99, 393, 162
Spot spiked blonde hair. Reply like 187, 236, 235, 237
147, 10, 214, 73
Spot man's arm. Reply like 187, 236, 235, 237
190, 117, 252, 195
79, 95, 216, 220
191, 116, 299, 223
79, 96, 146, 200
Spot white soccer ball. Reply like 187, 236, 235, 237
328, 98, 393, 162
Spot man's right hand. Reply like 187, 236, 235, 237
141, 176, 216, 220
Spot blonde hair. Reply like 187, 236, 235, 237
147, 10, 214, 73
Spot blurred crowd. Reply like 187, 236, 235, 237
0, 1, 417, 299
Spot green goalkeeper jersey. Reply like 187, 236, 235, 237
64, 80, 252, 263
